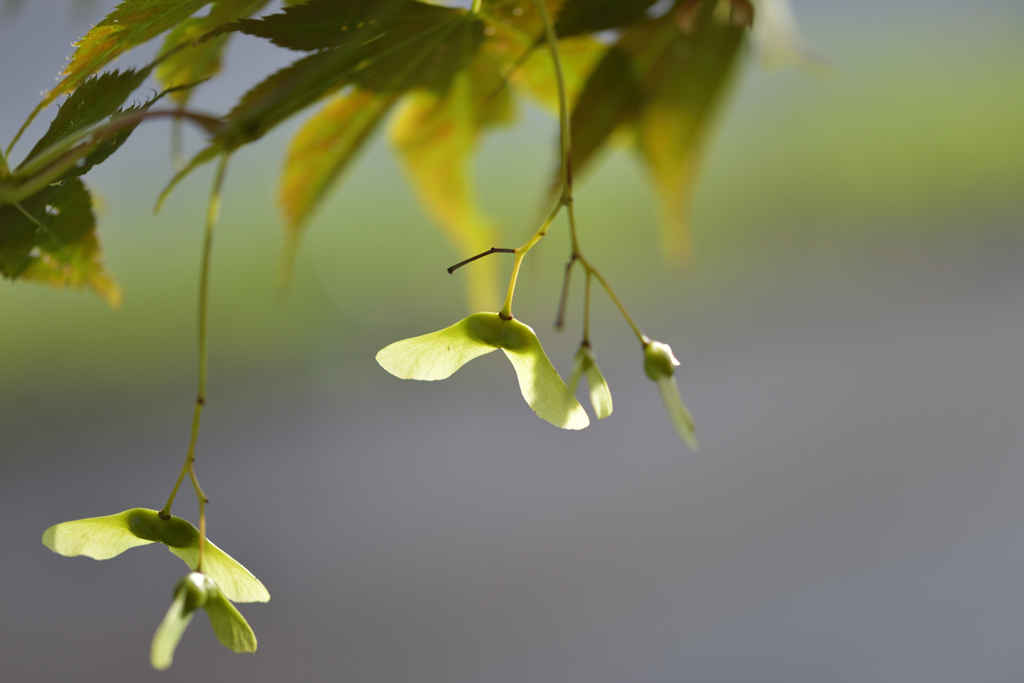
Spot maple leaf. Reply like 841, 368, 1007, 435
14, 66, 187, 185
155, 0, 273, 108
568, 0, 753, 261
0, 178, 121, 307
164, 1, 498, 286
12, 0, 212, 149
388, 24, 516, 311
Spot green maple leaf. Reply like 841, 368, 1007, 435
24, 66, 154, 163
159, 1, 475, 204
0, 178, 121, 307
163, 1, 507, 291
12, 0, 212, 148
155, 0, 272, 107
388, 27, 516, 311
12, 65, 192, 187
207, 0, 407, 51
1, 67, 206, 305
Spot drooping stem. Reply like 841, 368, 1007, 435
566, 202, 647, 345
587, 257, 647, 344
499, 0, 647, 346
500, 200, 561, 319
537, 0, 648, 345
583, 271, 592, 343
533, 0, 572, 202
161, 153, 230, 570
447, 247, 516, 274
554, 254, 576, 330
495, 0, 571, 320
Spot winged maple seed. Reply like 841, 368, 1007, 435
376, 312, 590, 430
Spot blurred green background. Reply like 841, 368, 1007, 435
2, 1, 1024, 681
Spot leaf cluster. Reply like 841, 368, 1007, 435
2, 0, 755, 306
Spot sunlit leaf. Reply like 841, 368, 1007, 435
510, 36, 605, 115
41, 510, 154, 560
378, 313, 589, 430
476, 0, 569, 50
17, 230, 123, 308
165, 1, 474, 205
567, 0, 752, 260
279, 88, 401, 278
151, 579, 199, 671
269, 3, 490, 283
203, 587, 258, 653
566, 45, 644, 174
0, 178, 121, 307
14, 0, 210, 145
155, 0, 272, 107
390, 31, 514, 311
634, 0, 751, 260
168, 537, 270, 604
569, 344, 613, 419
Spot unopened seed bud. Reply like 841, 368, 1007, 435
176, 572, 209, 613
644, 341, 680, 381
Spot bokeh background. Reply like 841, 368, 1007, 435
2, 1, 1024, 681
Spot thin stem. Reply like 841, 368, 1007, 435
500, 200, 561, 318
0, 144, 9, 177
160, 154, 230, 575
554, 255, 576, 330
583, 271, 592, 343
583, 255, 647, 344
566, 200, 646, 343
447, 247, 515, 274
470, 0, 483, 14
542, 1, 647, 345
533, 0, 571, 202
190, 466, 208, 572
494, 1, 571, 320
499, 0, 647, 346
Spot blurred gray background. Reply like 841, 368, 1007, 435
2, 1, 1024, 681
